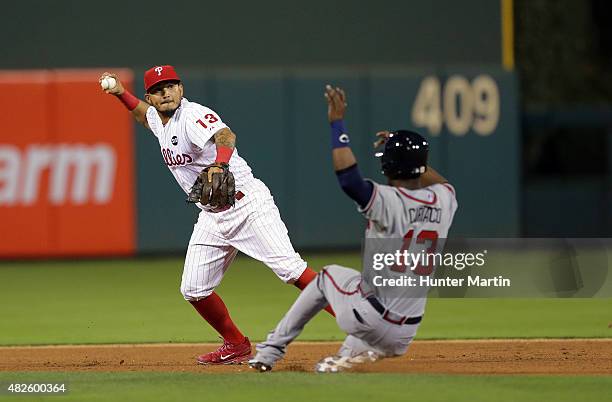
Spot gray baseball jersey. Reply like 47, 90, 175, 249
253, 180, 458, 365
360, 181, 458, 317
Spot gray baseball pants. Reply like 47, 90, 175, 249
253, 264, 420, 367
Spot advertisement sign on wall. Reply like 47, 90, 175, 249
0, 69, 135, 257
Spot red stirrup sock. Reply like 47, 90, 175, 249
189, 292, 246, 344
294, 267, 336, 317
294, 267, 317, 290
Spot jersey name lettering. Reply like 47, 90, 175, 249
409, 206, 442, 224
161, 148, 193, 166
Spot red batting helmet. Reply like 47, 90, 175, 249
144, 65, 181, 91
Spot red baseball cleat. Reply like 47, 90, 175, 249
197, 337, 252, 365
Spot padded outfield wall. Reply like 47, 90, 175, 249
0, 0, 516, 256
135, 68, 519, 253
0, 67, 519, 256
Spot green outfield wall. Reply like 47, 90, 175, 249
2, 0, 501, 69
135, 68, 520, 253
1, 0, 511, 255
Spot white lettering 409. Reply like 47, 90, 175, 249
0, 144, 116, 206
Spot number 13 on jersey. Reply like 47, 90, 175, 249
196, 113, 219, 129
390, 229, 439, 276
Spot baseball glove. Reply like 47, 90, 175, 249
186, 163, 236, 208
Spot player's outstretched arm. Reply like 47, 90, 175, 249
325, 85, 356, 170
325, 85, 373, 208
99, 72, 150, 129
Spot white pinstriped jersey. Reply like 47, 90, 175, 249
146, 98, 307, 296
360, 181, 458, 317
146, 98, 254, 209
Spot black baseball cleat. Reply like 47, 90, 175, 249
248, 359, 272, 372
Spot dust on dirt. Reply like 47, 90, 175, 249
1, 339, 610, 375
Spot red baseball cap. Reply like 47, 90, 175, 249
144, 65, 181, 91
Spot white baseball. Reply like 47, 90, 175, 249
100, 77, 117, 90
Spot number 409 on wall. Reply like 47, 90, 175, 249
411, 75, 500, 136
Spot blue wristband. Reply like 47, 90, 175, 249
330, 120, 350, 149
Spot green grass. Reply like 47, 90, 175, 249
1, 255, 610, 402
0, 254, 611, 345
0, 372, 610, 402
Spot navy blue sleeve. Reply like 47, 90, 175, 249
335, 164, 374, 208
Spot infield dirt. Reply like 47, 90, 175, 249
1, 339, 610, 375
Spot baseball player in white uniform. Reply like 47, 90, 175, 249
248, 85, 458, 372
100, 66, 333, 365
